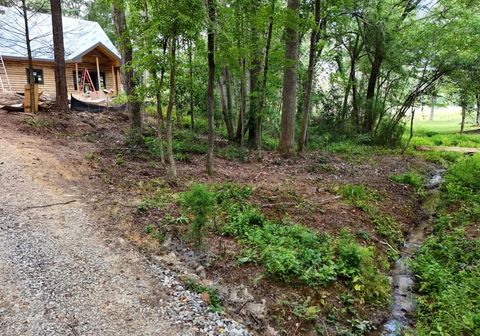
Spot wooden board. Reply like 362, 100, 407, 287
415, 145, 480, 154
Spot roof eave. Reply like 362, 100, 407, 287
67, 42, 122, 67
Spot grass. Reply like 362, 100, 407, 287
412, 154, 480, 335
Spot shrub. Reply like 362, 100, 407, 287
180, 183, 216, 246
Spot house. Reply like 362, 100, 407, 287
0, 6, 121, 98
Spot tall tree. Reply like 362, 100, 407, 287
278, 0, 300, 156
112, 0, 142, 142
298, 0, 325, 152
206, 0, 216, 175
166, 38, 178, 180
50, 0, 69, 112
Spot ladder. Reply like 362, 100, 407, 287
78, 68, 97, 94
0, 55, 12, 92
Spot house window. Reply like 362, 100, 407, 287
25, 68, 44, 85
73, 71, 106, 91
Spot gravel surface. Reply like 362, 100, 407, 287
0, 133, 251, 336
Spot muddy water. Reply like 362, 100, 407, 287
382, 169, 445, 336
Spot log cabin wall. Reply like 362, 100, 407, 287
3, 56, 120, 97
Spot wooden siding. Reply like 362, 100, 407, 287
3, 48, 121, 97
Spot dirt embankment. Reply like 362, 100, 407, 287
0, 110, 432, 335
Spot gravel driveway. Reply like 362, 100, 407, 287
0, 129, 250, 336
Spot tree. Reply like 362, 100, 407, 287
112, 0, 142, 142
206, 0, 215, 175
50, 0, 69, 112
298, 0, 326, 152
166, 38, 178, 180
278, 0, 300, 156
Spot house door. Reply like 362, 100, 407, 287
90, 72, 106, 91
73, 71, 106, 92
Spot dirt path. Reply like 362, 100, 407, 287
0, 126, 250, 336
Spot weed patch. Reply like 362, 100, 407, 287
338, 184, 403, 246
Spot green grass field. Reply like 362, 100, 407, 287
413, 105, 479, 134
404, 106, 480, 151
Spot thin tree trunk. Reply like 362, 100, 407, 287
298, 0, 324, 152
218, 77, 233, 138
429, 93, 436, 121
113, 1, 142, 141
476, 93, 480, 126
247, 0, 262, 149
21, 0, 35, 114
166, 38, 177, 180
154, 44, 166, 166
50, 0, 69, 112
402, 108, 415, 154
236, 58, 246, 145
460, 105, 466, 134
278, 0, 300, 157
364, 46, 383, 133
188, 40, 194, 130
206, 0, 216, 176
223, 67, 235, 140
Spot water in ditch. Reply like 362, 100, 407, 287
382, 169, 446, 336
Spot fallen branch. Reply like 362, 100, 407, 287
24, 199, 77, 210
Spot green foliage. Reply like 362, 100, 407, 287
218, 188, 389, 304
339, 184, 402, 245
144, 224, 165, 242
184, 278, 222, 312
390, 172, 424, 190
412, 155, 480, 335
180, 183, 216, 246
137, 184, 173, 213
339, 184, 382, 203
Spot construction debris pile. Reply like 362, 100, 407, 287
0, 91, 22, 106
0, 91, 56, 112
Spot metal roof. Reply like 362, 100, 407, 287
0, 6, 120, 63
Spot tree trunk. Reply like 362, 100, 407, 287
476, 93, 480, 126
364, 46, 383, 133
460, 105, 466, 134
50, 0, 69, 112
298, 0, 323, 152
219, 70, 235, 140
206, 0, 216, 176
236, 58, 246, 145
223, 67, 235, 140
112, 1, 142, 141
188, 40, 194, 130
166, 38, 177, 180
21, 0, 35, 114
247, 46, 262, 149
278, 0, 300, 157
247, 0, 262, 149
429, 93, 436, 121
154, 40, 166, 166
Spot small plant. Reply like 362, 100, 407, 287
115, 153, 125, 165
144, 224, 165, 242
180, 183, 216, 247
184, 278, 222, 312
390, 172, 424, 192
85, 151, 95, 161
137, 186, 173, 213
291, 297, 321, 322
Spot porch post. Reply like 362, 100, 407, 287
75, 62, 79, 94
112, 64, 117, 95
95, 56, 101, 92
